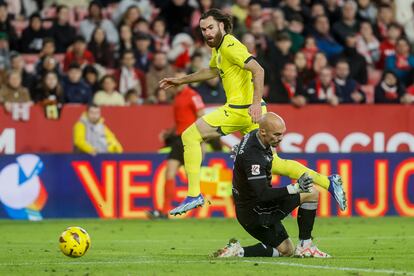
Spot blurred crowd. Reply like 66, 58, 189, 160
0, 0, 414, 112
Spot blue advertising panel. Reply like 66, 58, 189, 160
0, 153, 413, 220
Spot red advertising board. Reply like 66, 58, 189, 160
1, 105, 414, 153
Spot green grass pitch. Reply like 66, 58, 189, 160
1, 217, 414, 275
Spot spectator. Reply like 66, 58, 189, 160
167, 32, 194, 69
118, 5, 141, 29
356, 0, 377, 24
267, 62, 306, 108
374, 70, 411, 104
241, 32, 267, 73
195, 77, 225, 104
146, 51, 175, 103
191, 0, 215, 34
151, 17, 170, 53
187, 51, 204, 76
301, 36, 318, 70
231, 0, 250, 24
63, 36, 95, 72
286, 14, 304, 53
306, 67, 342, 106
0, 70, 32, 111
155, 87, 169, 104
282, 0, 310, 23
79, 1, 119, 44
294, 51, 314, 86
124, 88, 143, 105
267, 32, 292, 87
93, 75, 125, 106
117, 24, 134, 59
36, 54, 62, 80
334, 59, 366, 104
82, 65, 100, 94
115, 50, 146, 99
377, 23, 402, 69
88, 27, 115, 68
310, 2, 326, 19
50, 5, 77, 53
355, 21, 380, 66
404, 2, 414, 45
9, 52, 36, 94
250, 20, 269, 56
245, 1, 262, 29
38, 37, 56, 60
63, 63, 92, 104
312, 52, 329, 79
133, 32, 152, 73
159, 0, 194, 37
33, 71, 64, 104
0, 32, 10, 72
325, 0, 341, 26
20, 13, 49, 53
112, 0, 153, 24
0, 2, 18, 51
313, 15, 343, 59
341, 34, 368, 84
385, 37, 414, 86
73, 104, 123, 155
133, 17, 151, 34
373, 4, 394, 40
332, 0, 360, 45
263, 8, 287, 37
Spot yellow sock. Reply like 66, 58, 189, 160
271, 153, 330, 190
182, 124, 203, 196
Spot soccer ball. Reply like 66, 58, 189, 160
59, 226, 91, 258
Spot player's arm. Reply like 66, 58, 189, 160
244, 58, 264, 123
244, 157, 312, 202
159, 68, 219, 90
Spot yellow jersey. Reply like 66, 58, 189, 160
209, 34, 254, 106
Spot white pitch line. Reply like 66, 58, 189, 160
0, 259, 413, 275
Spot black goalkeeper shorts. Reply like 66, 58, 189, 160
236, 194, 300, 248
167, 135, 184, 164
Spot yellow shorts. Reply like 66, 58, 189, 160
202, 103, 267, 135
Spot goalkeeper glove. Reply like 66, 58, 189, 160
287, 172, 313, 194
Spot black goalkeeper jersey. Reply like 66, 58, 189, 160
232, 129, 290, 210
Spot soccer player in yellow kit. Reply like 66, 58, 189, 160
159, 9, 346, 215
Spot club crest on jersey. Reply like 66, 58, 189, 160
251, 164, 260, 175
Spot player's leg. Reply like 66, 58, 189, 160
148, 137, 183, 219
162, 159, 181, 215
214, 207, 293, 258
169, 115, 222, 215
272, 154, 347, 211
170, 106, 248, 215
213, 224, 286, 258
294, 189, 331, 258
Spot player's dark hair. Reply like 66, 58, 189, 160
200, 8, 233, 33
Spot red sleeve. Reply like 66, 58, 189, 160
63, 52, 72, 72
191, 92, 205, 112
86, 50, 95, 64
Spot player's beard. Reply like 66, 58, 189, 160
205, 29, 223, 48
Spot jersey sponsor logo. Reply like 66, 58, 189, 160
227, 43, 235, 47
251, 164, 260, 175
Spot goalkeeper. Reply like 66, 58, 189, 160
214, 113, 341, 258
